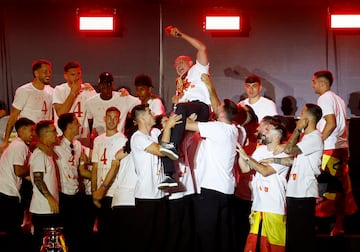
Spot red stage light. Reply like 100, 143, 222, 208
79, 16, 114, 31
204, 16, 241, 31
330, 14, 360, 29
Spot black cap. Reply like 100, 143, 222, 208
98, 72, 114, 85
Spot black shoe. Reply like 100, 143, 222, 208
158, 176, 178, 190
159, 142, 179, 160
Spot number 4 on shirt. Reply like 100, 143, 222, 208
100, 148, 108, 165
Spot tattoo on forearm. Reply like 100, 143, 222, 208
273, 157, 293, 166
274, 158, 281, 164
284, 158, 294, 166
285, 131, 302, 155
33, 172, 51, 198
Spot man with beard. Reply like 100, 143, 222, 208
0, 59, 54, 152
237, 121, 290, 252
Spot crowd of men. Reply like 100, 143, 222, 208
0, 26, 357, 252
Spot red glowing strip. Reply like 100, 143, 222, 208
331, 14, 360, 28
79, 17, 114, 31
205, 16, 241, 30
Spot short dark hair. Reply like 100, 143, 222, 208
261, 115, 279, 125
269, 121, 287, 142
245, 74, 261, 84
234, 104, 258, 126
244, 105, 258, 124
106, 106, 121, 116
131, 104, 149, 121
15, 117, 35, 133
134, 74, 153, 87
305, 103, 323, 124
98, 72, 114, 85
64, 61, 81, 72
223, 99, 239, 122
313, 70, 333, 87
32, 59, 51, 77
57, 113, 76, 133
36, 120, 54, 137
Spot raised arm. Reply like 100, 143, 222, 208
201, 73, 221, 112
166, 26, 208, 66
53, 88, 79, 116
283, 118, 306, 155
236, 143, 276, 177
145, 114, 182, 156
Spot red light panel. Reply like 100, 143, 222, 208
79, 16, 114, 31
330, 14, 360, 28
205, 16, 241, 31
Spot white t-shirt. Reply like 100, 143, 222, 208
84, 92, 140, 135
54, 137, 84, 195
111, 155, 137, 207
92, 132, 127, 197
168, 132, 202, 200
240, 96, 277, 122
53, 83, 97, 137
148, 98, 165, 117
12, 82, 54, 122
317, 90, 348, 150
286, 130, 323, 198
0, 138, 29, 198
131, 128, 165, 199
250, 145, 289, 215
195, 121, 238, 195
178, 60, 211, 105
29, 148, 59, 214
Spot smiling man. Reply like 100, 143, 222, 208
0, 60, 54, 152
158, 26, 212, 189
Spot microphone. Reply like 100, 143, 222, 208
165, 25, 182, 37
165, 25, 174, 36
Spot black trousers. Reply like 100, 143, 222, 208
230, 195, 252, 252
163, 101, 210, 175
59, 192, 93, 252
166, 194, 196, 252
0, 192, 27, 252
134, 197, 167, 252
96, 196, 113, 250
286, 197, 316, 252
111, 205, 137, 252
192, 188, 232, 252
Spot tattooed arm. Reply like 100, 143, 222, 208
33, 172, 59, 213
